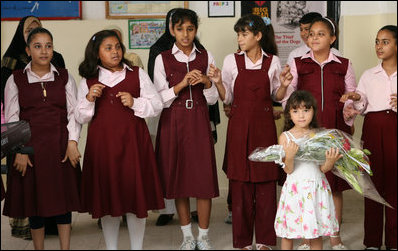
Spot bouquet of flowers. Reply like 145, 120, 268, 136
249, 128, 392, 208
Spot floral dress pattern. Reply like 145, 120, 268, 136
274, 131, 339, 239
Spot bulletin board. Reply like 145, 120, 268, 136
1, 1, 82, 21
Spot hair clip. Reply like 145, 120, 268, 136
249, 21, 254, 27
262, 16, 271, 26
92, 35, 96, 41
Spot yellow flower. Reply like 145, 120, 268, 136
307, 193, 312, 199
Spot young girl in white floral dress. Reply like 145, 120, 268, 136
275, 90, 340, 250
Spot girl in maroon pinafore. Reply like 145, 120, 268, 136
3, 27, 82, 250
75, 30, 164, 250
154, 9, 219, 250
210, 14, 291, 250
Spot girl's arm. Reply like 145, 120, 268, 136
279, 133, 298, 174
320, 148, 343, 173
201, 51, 219, 105
219, 54, 236, 105
65, 73, 81, 142
74, 78, 96, 124
4, 75, 20, 123
4, 75, 33, 176
153, 55, 179, 108
130, 68, 163, 118
208, 64, 225, 101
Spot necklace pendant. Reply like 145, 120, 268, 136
43, 89, 47, 97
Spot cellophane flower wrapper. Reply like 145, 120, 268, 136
248, 128, 393, 208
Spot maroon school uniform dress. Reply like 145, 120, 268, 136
362, 110, 397, 249
294, 56, 351, 192
80, 67, 164, 219
155, 49, 219, 199
226, 53, 278, 248
3, 68, 82, 218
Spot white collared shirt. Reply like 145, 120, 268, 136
153, 43, 219, 108
4, 62, 81, 142
221, 49, 282, 105
75, 63, 163, 124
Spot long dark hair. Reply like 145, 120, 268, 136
79, 30, 133, 79
147, 8, 205, 81
379, 25, 397, 44
283, 90, 319, 131
234, 14, 278, 55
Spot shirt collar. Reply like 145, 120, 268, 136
97, 63, 133, 73
372, 62, 397, 77
237, 49, 269, 58
171, 43, 201, 56
301, 50, 342, 64
23, 62, 59, 75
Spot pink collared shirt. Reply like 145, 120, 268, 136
75, 63, 163, 124
353, 63, 397, 114
4, 62, 81, 142
221, 50, 283, 105
287, 44, 342, 67
153, 43, 219, 108
283, 51, 357, 115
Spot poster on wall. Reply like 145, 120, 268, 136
128, 19, 166, 49
241, 1, 271, 17
271, 1, 327, 66
1, 1, 82, 20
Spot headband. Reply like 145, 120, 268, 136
324, 17, 335, 34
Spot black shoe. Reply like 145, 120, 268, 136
191, 212, 199, 223
156, 214, 174, 226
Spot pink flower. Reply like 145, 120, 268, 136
343, 138, 351, 151
291, 183, 298, 194
313, 229, 318, 235
322, 179, 328, 190
303, 224, 308, 231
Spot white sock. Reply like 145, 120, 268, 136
197, 226, 209, 240
181, 223, 194, 239
125, 213, 146, 250
101, 215, 121, 250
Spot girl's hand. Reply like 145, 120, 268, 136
223, 103, 232, 118
343, 103, 360, 121
340, 92, 361, 103
273, 110, 283, 120
13, 153, 33, 176
324, 147, 343, 167
390, 93, 397, 110
282, 140, 299, 160
188, 70, 211, 88
207, 64, 222, 85
86, 83, 106, 102
62, 140, 81, 168
116, 92, 134, 108
279, 65, 293, 88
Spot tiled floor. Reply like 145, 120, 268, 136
1, 188, 373, 250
